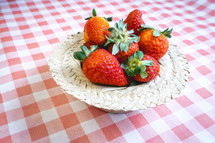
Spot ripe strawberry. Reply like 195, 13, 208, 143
124, 9, 145, 35
121, 51, 160, 82
138, 24, 173, 61
74, 45, 128, 86
84, 9, 112, 45
104, 19, 140, 62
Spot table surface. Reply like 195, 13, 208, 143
1, 0, 215, 142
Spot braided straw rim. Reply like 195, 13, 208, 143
48, 32, 190, 113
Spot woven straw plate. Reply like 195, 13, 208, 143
48, 32, 190, 113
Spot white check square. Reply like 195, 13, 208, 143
124, 130, 143, 143
81, 119, 100, 134
8, 119, 28, 134
41, 108, 59, 123
49, 130, 69, 143
150, 119, 170, 134
3, 98, 21, 112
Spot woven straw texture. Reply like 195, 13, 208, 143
48, 32, 190, 113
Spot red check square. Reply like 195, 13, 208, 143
71, 135, 90, 143
4, 46, 16, 53
146, 135, 164, 143
0, 136, 12, 143
29, 124, 48, 141
48, 38, 59, 44
172, 124, 193, 141
51, 94, 69, 107
62, 26, 71, 31
44, 79, 58, 89
154, 105, 172, 117
16, 85, 32, 97
196, 113, 214, 128
37, 65, 49, 73
102, 124, 122, 141
27, 43, 39, 49
38, 21, 48, 26
19, 25, 30, 30
1, 36, 12, 42
43, 30, 53, 35
8, 58, 21, 66
88, 106, 106, 118
176, 96, 193, 107
0, 27, 9, 33
129, 114, 148, 128
22, 103, 40, 117
0, 113, 8, 126
196, 88, 213, 99
32, 53, 45, 61
60, 114, 79, 129
197, 65, 211, 75
12, 70, 26, 80
22, 33, 34, 39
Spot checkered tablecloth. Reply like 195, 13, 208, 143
1, 0, 215, 142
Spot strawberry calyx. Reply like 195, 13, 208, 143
104, 19, 140, 55
139, 24, 173, 38
73, 45, 98, 62
85, 9, 112, 21
121, 51, 153, 78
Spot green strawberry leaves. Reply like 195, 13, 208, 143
105, 19, 140, 55
121, 51, 153, 79
136, 50, 143, 60
92, 9, 96, 16
73, 45, 98, 62
85, 9, 113, 21
141, 60, 153, 66
138, 24, 154, 31
112, 44, 119, 55
73, 51, 86, 62
153, 29, 160, 37
140, 71, 147, 79
161, 28, 173, 38
139, 24, 173, 38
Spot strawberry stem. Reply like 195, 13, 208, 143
85, 9, 113, 21
105, 19, 139, 55
121, 51, 153, 78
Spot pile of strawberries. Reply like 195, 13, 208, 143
74, 9, 173, 87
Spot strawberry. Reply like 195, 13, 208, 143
104, 19, 140, 62
84, 9, 112, 45
121, 51, 160, 82
74, 45, 128, 86
124, 9, 145, 35
138, 24, 173, 61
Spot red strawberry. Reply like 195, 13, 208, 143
104, 19, 140, 62
138, 25, 173, 61
124, 9, 145, 35
74, 45, 128, 86
84, 9, 112, 45
121, 51, 160, 82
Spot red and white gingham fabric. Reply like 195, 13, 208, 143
1, 0, 215, 142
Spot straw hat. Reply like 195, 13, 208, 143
48, 32, 190, 113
